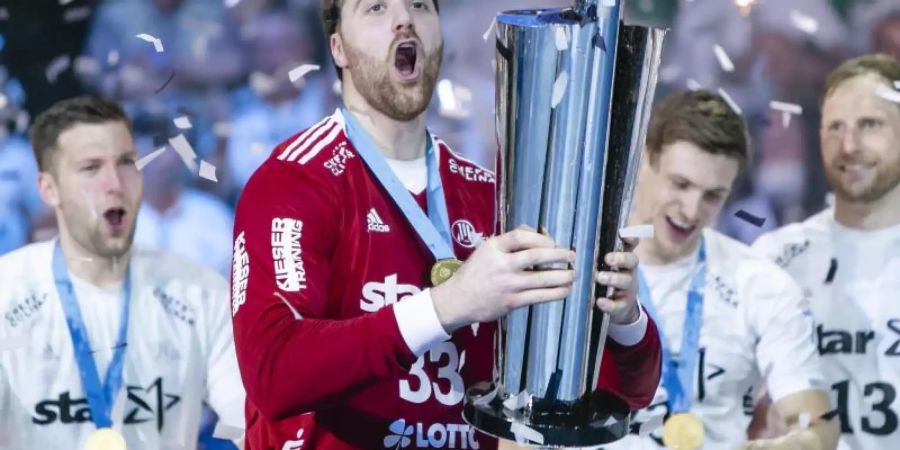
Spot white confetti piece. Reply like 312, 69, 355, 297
876, 84, 900, 104
168, 134, 198, 171
213, 122, 232, 138
713, 44, 735, 73
458, 350, 466, 371
551, 71, 569, 108
510, 423, 544, 445
471, 322, 480, 336
790, 10, 818, 35
251, 142, 265, 154
213, 423, 243, 440
199, 160, 218, 182
46, 55, 71, 83
686, 78, 702, 91
250, 71, 276, 96
799, 413, 811, 429
63, 6, 91, 22
770, 101, 803, 127
136, 33, 164, 53
0, 94, 7, 110
638, 414, 664, 437
503, 391, 529, 411
73, 56, 100, 77
555, 27, 568, 51
288, 64, 320, 85
620, 224, 654, 240
136, 147, 167, 171
173, 115, 192, 130
332, 79, 342, 95
0, 7, 9, 20
0, 334, 27, 353
15, 111, 29, 134
59, 0, 75, 5
483, 18, 496, 42
224, 0, 242, 7
717, 87, 742, 115
107, 50, 119, 66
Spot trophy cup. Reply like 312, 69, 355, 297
462, 0, 665, 447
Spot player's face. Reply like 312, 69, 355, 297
333, 0, 442, 121
635, 141, 739, 261
821, 73, 900, 204
39, 121, 143, 259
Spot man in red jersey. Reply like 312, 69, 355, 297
231, 1, 662, 449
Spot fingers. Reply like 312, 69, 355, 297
621, 237, 639, 252
515, 269, 576, 290
604, 251, 638, 271
513, 286, 573, 306
494, 228, 558, 252
595, 271, 634, 291
509, 247, 575, 270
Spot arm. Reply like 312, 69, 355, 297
232, 164, 425, 421
740, 390, 838, 450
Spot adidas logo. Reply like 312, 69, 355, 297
367, 208, 391, 233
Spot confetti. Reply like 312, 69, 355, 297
136, 147, 167, 171
686, 78, 702, 91
555, 27, 568, 51
0, 7, 8, 20
551, 71, 569, 108
770, 101, 803, 127
790, 10, 818, 35
503, 390, 529, 411
332, 79, 342, 95
224, 0, 242, 7
249, 71, 276, 96
717, 87, 742, 115
482, 18, 496, 42
875, 84, 900, 104
135, 33, 165, 53
168, 134, 198, 171
510, 423, 544, 445
46, 55, 71, 83
734, 209, 766, 227
713, 44, 735, 72
107, 50, 119, 66
288, 64, 320, 85
458, 350, 466, 371
63, 6, 91, 22
250, 142, 265, 154
73, 56, 100, 77
213, 122, 232, 138
824, 258, 837, 284
199, 160, 218, 182
0, 93, 7, 110
638, 414, 664, 437
59, 0, 75, 4
620, 224, 655, 239
15, 111, 29, 134
155, 71, 176, 94
173, 115, 192, 130
471, 322, 479, 336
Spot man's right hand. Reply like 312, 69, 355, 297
431, 226, 576, 333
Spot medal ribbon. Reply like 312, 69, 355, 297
52, 240, 132, 428
341, 108, 455, 261
636, 237, 706, 413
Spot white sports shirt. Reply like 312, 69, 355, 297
0, 240, 245, 449
607, 228, 824, 449
754, 209, 900, 450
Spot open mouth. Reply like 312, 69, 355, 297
394, 41, 419, 79
665, 216, 696, 240
104, 207, 126, 228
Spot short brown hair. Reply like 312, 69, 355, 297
29, 96, 131, 173
645, 89, 750, 171
822, 53, 900, 107
321, 0, 440, 80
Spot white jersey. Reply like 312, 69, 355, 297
754, 209, 900, 450
608, 229, 824, 450
0, 240, 245, 450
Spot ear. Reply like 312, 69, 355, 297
38, 171, 61, 209
330, 33, 349, 71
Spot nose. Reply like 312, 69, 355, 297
392, 3, 414, 33
680, 191, 704, 223
101, 163, 125, 194
839, 126, 861, 157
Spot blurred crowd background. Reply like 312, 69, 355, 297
0, 0, 897, 448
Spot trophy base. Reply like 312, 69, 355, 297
463, 382, 631, 448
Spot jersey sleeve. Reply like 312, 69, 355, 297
597, 305, 663, 410
751, 231, 783, 263
231, 161, 418, 421
740, 262, 825, 402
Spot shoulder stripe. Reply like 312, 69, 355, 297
299, 121, 344, 165
277, 116, 334, 161
284, 119, 337, 162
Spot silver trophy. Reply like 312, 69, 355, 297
463, 0, 665, 447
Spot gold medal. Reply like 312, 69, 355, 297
431, 259, 462, 286
662, 413, 704, 450
85, 428, 126, 450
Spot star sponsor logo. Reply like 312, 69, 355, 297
232, 231, 250, 316
383, 418, 481, 449
360, 274, 421, 313
271, 218, 307, 292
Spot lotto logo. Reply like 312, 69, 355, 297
360, 274, 420, 312
231, 232, 249, 316
383, 419, 480, 449
452, 220, 482, 248
272, 218, 307, 292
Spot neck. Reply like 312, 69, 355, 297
834, 185, 900, 230
343, 81, 428, 161
58, 223, 128, 288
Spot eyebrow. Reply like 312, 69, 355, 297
353, 0, 363, 12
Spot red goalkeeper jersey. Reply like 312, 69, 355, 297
231, 110, 661, 450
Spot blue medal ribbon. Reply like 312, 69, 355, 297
52, 240, 132, 429
342, 108, 455, 261
636, 237, 706, 413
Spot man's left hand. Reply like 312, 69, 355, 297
595, 237, 641, 325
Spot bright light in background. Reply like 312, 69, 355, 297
734, 0, 757, 16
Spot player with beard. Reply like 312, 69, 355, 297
0, 97, 245, 448
753, 54, 900, 449
230, 1, 663, 449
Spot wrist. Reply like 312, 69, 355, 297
431, 283, 464, 334
613, 302, 641, 325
